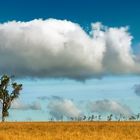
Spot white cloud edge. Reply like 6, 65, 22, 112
0, 18, 140, 80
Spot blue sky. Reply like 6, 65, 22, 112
0, 0, 140, 121
0, 0, 140, 43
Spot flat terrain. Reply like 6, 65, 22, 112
0, 122, 140, 140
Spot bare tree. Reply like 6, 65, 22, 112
129, 115, 136, 121
98, 115, 101, 121
83, 115, 86, 121
0, 75, 22, 122
136, 113, 140, 120
107, 114, 113, 121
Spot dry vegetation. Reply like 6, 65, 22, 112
0, 122, 140, 140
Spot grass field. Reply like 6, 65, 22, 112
0, 121, 140, 140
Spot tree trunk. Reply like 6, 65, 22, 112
2, 102, 5, 122
2, 114, 5, 122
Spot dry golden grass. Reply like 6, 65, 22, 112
0, 121, 140, 140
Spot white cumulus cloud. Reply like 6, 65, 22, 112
87, 99, 133, 116
11, 100, 41, 110
47, 96, 82, 120
0, 19, 139, 80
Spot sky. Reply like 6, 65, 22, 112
0, 0, 140, 121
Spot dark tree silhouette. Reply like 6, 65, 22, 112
0, 75, 22, 122
107, 114, 113, 121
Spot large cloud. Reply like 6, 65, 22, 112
0, 19, 139, 80
47, 96, 82, 120
87, 99, 133, 116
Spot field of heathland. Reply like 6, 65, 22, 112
0, 122, 140, 140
